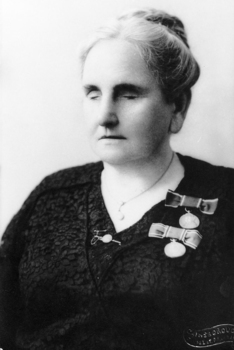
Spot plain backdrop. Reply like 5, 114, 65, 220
1, 0, 234, 236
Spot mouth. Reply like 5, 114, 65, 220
100, 135, 126, 140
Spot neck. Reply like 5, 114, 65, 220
102, 149, 174, 202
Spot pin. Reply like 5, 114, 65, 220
91, 232, 121, 246
164, 239, 186, 258
179, 209, 200, 229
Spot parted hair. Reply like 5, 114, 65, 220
80, 8, 200, 102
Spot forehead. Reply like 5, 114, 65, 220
82, 39, 156, 88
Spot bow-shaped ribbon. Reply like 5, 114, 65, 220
165, 190, 218, 215
148, 223, 202, 249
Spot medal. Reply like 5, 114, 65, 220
179, 210, 200, 229
164, 239, 186, 258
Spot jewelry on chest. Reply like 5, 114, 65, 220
91, 230, 121, 246
148, 190, 219, 258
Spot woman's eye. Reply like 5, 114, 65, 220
122, 94, 137, 100
87, 91, 100, 100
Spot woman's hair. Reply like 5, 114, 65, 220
80, 8, 200, 102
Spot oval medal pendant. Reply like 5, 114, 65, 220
179, 212, 200, 229
164, 240, 186, 258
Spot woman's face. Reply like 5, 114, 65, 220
82, 39, 176, 166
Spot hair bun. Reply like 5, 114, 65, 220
146, 13, 189, 48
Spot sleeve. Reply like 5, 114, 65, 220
0, 178, 50, 349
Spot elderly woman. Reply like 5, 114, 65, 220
0, 8, 234, 350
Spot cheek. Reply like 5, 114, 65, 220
146, 103, 171, 130
131, 106, 171, 146
133, 107, 166, 134
82, 100, 92, 118
82, 103, 97, 132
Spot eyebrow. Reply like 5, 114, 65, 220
114, 83, 148, 94
82, 83, 148, 94
82, 84, 99, 91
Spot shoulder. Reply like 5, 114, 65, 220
39, 161, 103, 190
20, 161, 103, 209
22, 160, 104, 213
24, 161, 103, 204
179, 153, 234, 177
178, 153, 234, 202
0, 162, 103, 249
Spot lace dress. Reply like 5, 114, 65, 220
0, 154, 234, 350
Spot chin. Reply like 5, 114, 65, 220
94, 150, 131, 165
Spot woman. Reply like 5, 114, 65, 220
0, 8, 234, 350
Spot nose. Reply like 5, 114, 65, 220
98, 97, 119, 127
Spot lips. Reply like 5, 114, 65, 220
100, 135, 126, 140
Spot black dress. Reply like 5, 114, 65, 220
0, 154, 234, 350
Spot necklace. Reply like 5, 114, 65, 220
103, 153, 175, 220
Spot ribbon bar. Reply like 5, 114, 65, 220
165, 190, 218, 215
149, 223, 202, 249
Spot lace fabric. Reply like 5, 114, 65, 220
0, 154, 234, 350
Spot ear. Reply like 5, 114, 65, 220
169, 91, 191, 134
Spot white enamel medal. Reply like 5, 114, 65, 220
179, 210, 200, 229
164, 239, 186, 258
148, 222, 203, 259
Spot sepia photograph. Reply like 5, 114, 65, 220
0, 0, 234, 349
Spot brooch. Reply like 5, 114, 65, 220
165, 189, 219, 230
165, 190, 218, 215
154, 190, 219, 257
91, 230, 121, 246
148, 223, 202, 258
